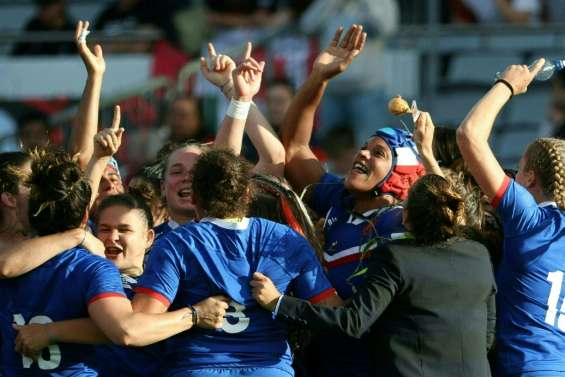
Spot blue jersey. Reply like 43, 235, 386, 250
153, 220, 181, 240
136, 217, 334, 376
494, 177, 565, 376
308, 173, 407, 377
0, 247, 125, 377
310, 173, 407, 298
94, 275, 162, 377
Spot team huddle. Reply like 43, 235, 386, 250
0, 22, 564, 377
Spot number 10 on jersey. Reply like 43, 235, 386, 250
12, 314, 61, 370
546, 271, 565, 331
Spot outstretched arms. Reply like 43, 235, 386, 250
70, 21, 106, 170
282, 25, 367, 193
456, 59, 544, 200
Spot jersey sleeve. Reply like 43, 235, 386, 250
83, 257, 127, 305
309, 173, 346, 217
493, 176, 545, 237
135, 235, 186, 308
288, 235, 336, 303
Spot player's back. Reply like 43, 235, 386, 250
138, 217, 334, 376
0, 247, 125, 377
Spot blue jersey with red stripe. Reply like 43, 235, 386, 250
493, 177, 565, 376
136, 217, 334, 376
94, 275, 163, 377
310, 173, 407, 299
308, 173, 407, 377
0, 247, 125, 377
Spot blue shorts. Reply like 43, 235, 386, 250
169, 367, 293, 377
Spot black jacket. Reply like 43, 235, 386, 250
277, 238, 496, 377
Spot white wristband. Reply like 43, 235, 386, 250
79, 29, 90, 44
226, 99, 251, 120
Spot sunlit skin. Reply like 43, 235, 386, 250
162, 145, 202, 224
344, 136, 393, 195
96, 205, 154, 277
95, 165, 124, 207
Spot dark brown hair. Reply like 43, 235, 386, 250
405, 174, 465, 245
191, 149, 252, 218
128, 166, 165, 222
0, 152, 30, 196
97, 193, 154, 229
28, 149, 91, 236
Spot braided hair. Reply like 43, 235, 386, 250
524, 138, 565, 209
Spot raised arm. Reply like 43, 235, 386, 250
282, 24, 366, 193
85, 105, 124, 210
413, 112, 443, 177
456, 60, 544, 200
69, 21, 106, 170
201, 43, 285, 176
212, 43, 264, 154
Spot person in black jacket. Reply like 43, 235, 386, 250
252, 174, 496, 377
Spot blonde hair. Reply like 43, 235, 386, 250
524, 138, 565, 209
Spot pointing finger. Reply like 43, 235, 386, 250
207, 42, 217, 58
243, 42, 252, 60
111, 105, 120, 130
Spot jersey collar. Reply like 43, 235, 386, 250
539, 201, 557, 208
168, 219, 180, 229
200, 217, 250, 230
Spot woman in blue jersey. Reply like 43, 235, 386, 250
456, 60, 565, 376
0, 151, 105, 276
133, 148, 339, 377
0, 149, 227, 377
154, 41, 287, 240
280, 24, 425, 376
14, 193, 166, 377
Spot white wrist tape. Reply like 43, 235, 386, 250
79, 29, 90, 44
226, 99, 251, 120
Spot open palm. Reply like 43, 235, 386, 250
75, 20, 105, 76
313, 24, 366, 81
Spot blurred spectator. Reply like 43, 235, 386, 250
206, 0, 293, 30
17, 111, 51, 150
541, 70, 565, 138
300, 0, 399, 146
450, 0, 541, 24
265, 78, 294, 134
543, 0, 565, 22
12, 0, 75, 56
321, 124, 357, 176
127, 95, 209, 167
95, 0, 156, 53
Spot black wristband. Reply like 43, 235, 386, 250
494, 79, 514, 98
187, 305, 198, 326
